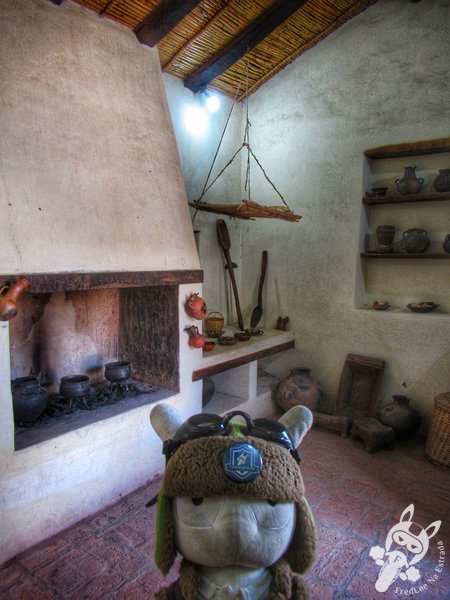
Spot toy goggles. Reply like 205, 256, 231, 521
162, 410, 300, 464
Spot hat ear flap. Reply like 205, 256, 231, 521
284, 496, 316, 574
154, 491, 177, 576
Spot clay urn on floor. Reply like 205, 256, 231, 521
273, 367, 323, 412
378, 395, 421, 439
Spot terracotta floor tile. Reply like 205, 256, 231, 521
1, 430, 448, 599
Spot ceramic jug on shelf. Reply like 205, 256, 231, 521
395, 166, 424, 195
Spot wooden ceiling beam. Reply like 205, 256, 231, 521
134, 0, 203, 48
184, 0, 308, 94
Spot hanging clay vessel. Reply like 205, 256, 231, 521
11, 376, 48, 425
400, 228, 430, 253
273, 367, 323, 413
0, 278, 30, 321
185, 325, 206, 348
378, 395, 421, 440
395, 167, 424, 195
433, 168, 450, 192
185, 293, 207, 320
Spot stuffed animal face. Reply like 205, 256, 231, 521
173, 495, 296, 568
150, 404, 316, 583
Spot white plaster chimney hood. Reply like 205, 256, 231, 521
0, 0, 200, 277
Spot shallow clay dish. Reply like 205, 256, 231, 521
234, 331, 251, 341
406, 302, 439, 313
204, 329, 225, 338
203, 341, 216, 351
372, 301, 390, 311
218, 336, 238, 346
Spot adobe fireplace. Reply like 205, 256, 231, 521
5, 270, 203, 450
0, 0, 203, 566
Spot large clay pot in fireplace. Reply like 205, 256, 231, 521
11, 376, 49, 425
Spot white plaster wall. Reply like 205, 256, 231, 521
236, 0, 450, 423
163, 75, 245, 325
0, 0, 199, 273
164, 0, 450, 425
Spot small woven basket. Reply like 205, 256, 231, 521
425, 392, 450, 467
205, 311, 224, 335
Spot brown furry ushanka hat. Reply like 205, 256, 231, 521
156, 433, 316, 577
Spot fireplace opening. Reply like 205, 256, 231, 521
7, 276, 185, 450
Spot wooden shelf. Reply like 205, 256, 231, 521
363, 192, 450, 205
361, 253, 450, 259
364, 137, 450, 159
192, 328, 294, 381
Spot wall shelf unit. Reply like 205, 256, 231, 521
359, 137, 450, 312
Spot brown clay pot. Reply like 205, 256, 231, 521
395, 167, 424, 195
0, 278, 30, 321
378, 395, 421, 439
273, 368, 323, 412
185, 293, 207, 320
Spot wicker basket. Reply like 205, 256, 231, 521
425, 392, 450, 467
204, 312, 225, 336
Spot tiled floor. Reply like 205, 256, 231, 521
1, 427, 449, 599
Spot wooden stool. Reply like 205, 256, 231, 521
351, 417, 396, 453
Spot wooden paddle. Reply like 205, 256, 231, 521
216, 219, 244, 331
250, 250, 268, 329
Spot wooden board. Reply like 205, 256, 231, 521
334, 354, 385, 421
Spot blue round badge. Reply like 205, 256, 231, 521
223, 442, 263, 483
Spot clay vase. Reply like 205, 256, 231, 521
185, 325, 206, 348
378, 395, 421, 440
433, 168, 450, 192
443, 234, 450, 254
375, 225, 395, 253
185, 293, 207, 320
395, 167, 424, 195
0, 278, 30, 321
11, 376, 49, 425
400, 228, 430, 253
273, 367, 323, 413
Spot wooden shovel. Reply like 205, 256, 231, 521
216, 219, 244, 331
250, 250, 268, 329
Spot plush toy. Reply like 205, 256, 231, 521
150, 404, 316, 600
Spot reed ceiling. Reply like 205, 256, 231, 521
70, 0, 377, 99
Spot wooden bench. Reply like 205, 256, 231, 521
351, 417, 396, 453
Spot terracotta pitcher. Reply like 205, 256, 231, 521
185, 325, 206, 349
0, 278, 30, 321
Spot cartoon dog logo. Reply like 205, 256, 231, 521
369, 503, 441, 592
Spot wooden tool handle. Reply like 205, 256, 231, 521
257, 250, 268, 305
216, 220, 244, 330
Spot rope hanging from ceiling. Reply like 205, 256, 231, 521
189, 69, 301, 223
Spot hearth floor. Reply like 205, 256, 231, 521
0, 427, 449, 600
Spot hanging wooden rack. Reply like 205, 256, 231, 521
189, 74, 301, 223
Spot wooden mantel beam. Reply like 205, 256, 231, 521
134, 0, 202, 48
184, 0, 308, 94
